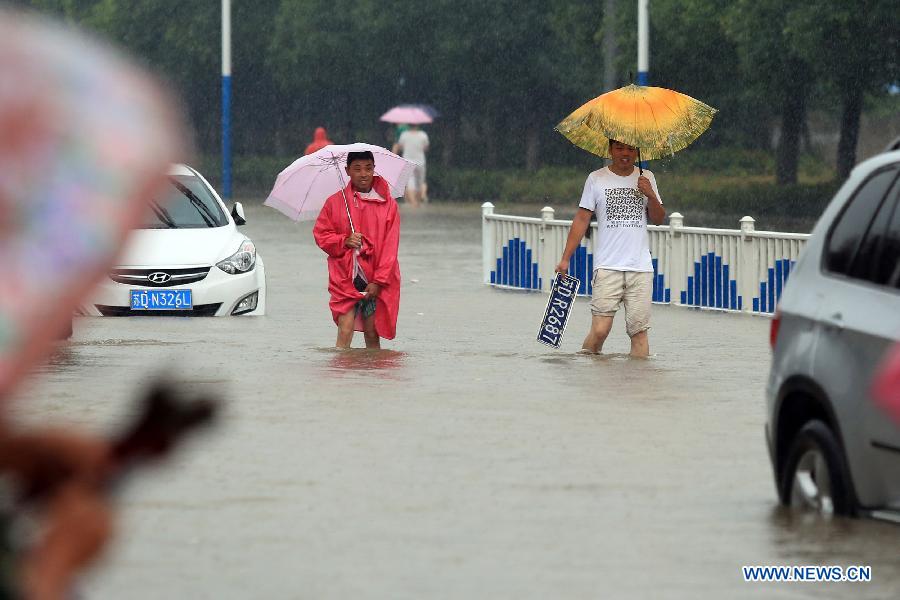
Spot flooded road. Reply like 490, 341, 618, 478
10, 201, 899, 599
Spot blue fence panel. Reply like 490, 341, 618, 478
700, 255, 708, 307
751, 258, 797, 313
587, 253, 594, 294
714, 256, 722, 308
491, 238, 542, 291
681, 253, 741, 310
775, 260, 783, 302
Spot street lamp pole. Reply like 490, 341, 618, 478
221, 0, 232, 198
637, 0, 649, 86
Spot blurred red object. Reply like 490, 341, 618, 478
0, 10, 186, 398
873, 344, 900, 424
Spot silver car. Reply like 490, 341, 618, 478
766, 148, 900, 519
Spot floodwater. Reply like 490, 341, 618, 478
9, 202, 899, 599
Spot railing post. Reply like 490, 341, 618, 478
740, 215, 755, 237
738, 216, 757, 313
482, 202, 495, 284
539, 206, 555, 292
668, 212, 685, 306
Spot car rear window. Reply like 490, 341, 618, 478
142, 175, 228, 229
847, 182, 900, 286
883, 190, 900, 289
825, 166, 899, 277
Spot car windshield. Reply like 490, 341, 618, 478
141, 174, 228, 229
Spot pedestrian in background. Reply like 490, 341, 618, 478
304, 126, 333, 155
392, 124, 429, 206
555, 139, 666, 358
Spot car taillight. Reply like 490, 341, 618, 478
770, 310, 781, 350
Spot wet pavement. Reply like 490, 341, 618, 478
9, 201, 900, 599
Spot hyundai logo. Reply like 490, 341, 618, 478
148, 272, 171, 284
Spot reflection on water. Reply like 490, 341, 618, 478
322, 348, 407, 379
70, 338, 181, 347
326, 348, 407, 370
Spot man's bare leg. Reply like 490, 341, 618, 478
421, 182, 429, 203
336, 311, 356, 349
405, 188, 419, 208
629, 330, 650, 358
362, 314, 380, 349
582, 315, 613, 353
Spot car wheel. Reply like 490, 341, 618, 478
780, 420, 854, 516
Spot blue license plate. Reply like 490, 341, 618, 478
130, 289, 192, 310
537, 273, 580, 349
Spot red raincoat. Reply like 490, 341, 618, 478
313, 176, 401, 339
304, 127, 333, 155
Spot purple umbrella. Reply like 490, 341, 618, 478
380, 105, 433, 125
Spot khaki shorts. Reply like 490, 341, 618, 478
589, 268, 653, 337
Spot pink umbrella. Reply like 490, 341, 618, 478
265, 143, 415, 296
380, 105, 433, 125
264, 143, 416, 222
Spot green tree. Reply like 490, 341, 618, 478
788, 0, 899, 179
725, 0, 818, 185
645, 0, 767, 149
16, 0, 221, 152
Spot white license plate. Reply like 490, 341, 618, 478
130, 289, 192, 310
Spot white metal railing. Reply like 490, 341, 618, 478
482, 203, 811, 315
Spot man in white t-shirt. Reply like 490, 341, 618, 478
393, 124, 429, 206
555, 139, 666, 357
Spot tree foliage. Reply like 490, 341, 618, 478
13, 0, 900, 183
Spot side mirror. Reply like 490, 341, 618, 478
231, 202, 246, 226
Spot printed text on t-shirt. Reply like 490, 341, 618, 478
604, 187, 645, 228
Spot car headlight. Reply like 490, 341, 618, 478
216, 239, 256, 274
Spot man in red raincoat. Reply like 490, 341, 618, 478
304, 126, 333, 155
313, 151, 401, 349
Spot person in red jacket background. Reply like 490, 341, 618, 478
304, 126, 333, 155
313, 151, 401, 349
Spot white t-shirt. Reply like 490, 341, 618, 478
578, 166, 662, 273
397, 129, 429, 165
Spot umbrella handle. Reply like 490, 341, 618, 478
637, 147, 643, 177
332, 153, 356, 233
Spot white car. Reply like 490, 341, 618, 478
82, 164, 266, 316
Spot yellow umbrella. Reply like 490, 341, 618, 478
556, 84, 717, 161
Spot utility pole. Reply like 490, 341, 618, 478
637, 0, 649, 85
222, 0, 232, 198
603, 0, 618, 91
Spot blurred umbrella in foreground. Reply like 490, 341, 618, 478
380, 105, 434, 125
0, 10, 186, 397
555, 84, 717, 166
